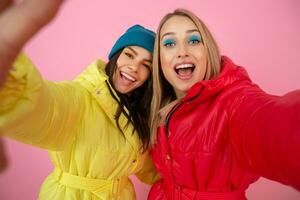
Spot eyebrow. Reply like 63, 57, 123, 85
161, 32, 175, 40
161, 29, 200, 40
127, 47, 138, 56
126, 47, 152, 63
187, 29, 200, 34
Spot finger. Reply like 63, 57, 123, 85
0, 0, 64, 88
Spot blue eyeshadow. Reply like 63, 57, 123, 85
163, 38, 175, 45
189, 35, 201, 41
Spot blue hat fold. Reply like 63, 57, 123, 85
108, 24, 155, 59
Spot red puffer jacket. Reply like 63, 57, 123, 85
148, 57, 300, 200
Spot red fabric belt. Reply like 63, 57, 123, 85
163, 181, 246, 200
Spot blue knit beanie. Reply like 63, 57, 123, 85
108, 24, 155, 59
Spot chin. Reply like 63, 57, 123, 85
177, 85, 192, 93
118, 90, 129, 94
120, 87, 135, 95
115, 87, 126, 94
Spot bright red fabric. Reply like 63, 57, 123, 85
148, 57, 300, 200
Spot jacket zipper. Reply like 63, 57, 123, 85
164, 102, 183, 136
163, 89, 203, 196
164, 88, 203, 136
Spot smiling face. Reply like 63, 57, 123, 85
112, 46, 152, 94
160, 15, 207, 99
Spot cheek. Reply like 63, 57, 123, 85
139, 69, 150, 83
160, 51, 173, 79
198, 50, 208, 71
160, 48, 173, 68
192, 45, 206, 61
113, 63, 120, 76
117, 54, 126, 64
160, 65, 173, 85
160, 58, 174, 84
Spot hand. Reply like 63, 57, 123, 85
0, 0, 64, 88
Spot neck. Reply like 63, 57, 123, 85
175, 89, 186, 99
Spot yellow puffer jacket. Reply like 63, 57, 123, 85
0, 54, 160, 199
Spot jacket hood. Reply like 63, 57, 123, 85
75, 59, 108, 87
182, 56, 252, 102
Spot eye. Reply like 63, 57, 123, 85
143, 63, 151, 71
125, 52, 134, 59
163, 38, 176, 48
188, 35, 201, 45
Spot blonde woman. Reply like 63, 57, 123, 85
148, 9, 300, 199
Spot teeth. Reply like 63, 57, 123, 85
175, 64, 194, 69
121, 72, 136, 82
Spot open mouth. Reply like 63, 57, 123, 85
175, 63, 195, 76
120, 71, 136, 82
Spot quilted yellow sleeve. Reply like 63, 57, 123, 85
135, 152, 161, 185
0, 53, 85, 151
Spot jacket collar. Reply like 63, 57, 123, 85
75, 60, 141, 152
181, 56, 252, 103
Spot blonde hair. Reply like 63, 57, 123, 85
150, 8, 221, 145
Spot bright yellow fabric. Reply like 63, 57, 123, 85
0, 54, 160, 199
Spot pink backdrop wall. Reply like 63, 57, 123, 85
0, 0, 299, 199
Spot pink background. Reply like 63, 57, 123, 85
0, 0, 300, 199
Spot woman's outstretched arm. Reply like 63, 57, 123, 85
230, 85, 300, 190
0, 0, 64, 88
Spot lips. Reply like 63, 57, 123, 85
174, 63, 195, 80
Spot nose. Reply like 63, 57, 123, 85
128, 62, 139, 72
176, 44, 188, 58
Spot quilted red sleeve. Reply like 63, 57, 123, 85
230, 86, 300, 191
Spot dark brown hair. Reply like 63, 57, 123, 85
105, 50, 152, 151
